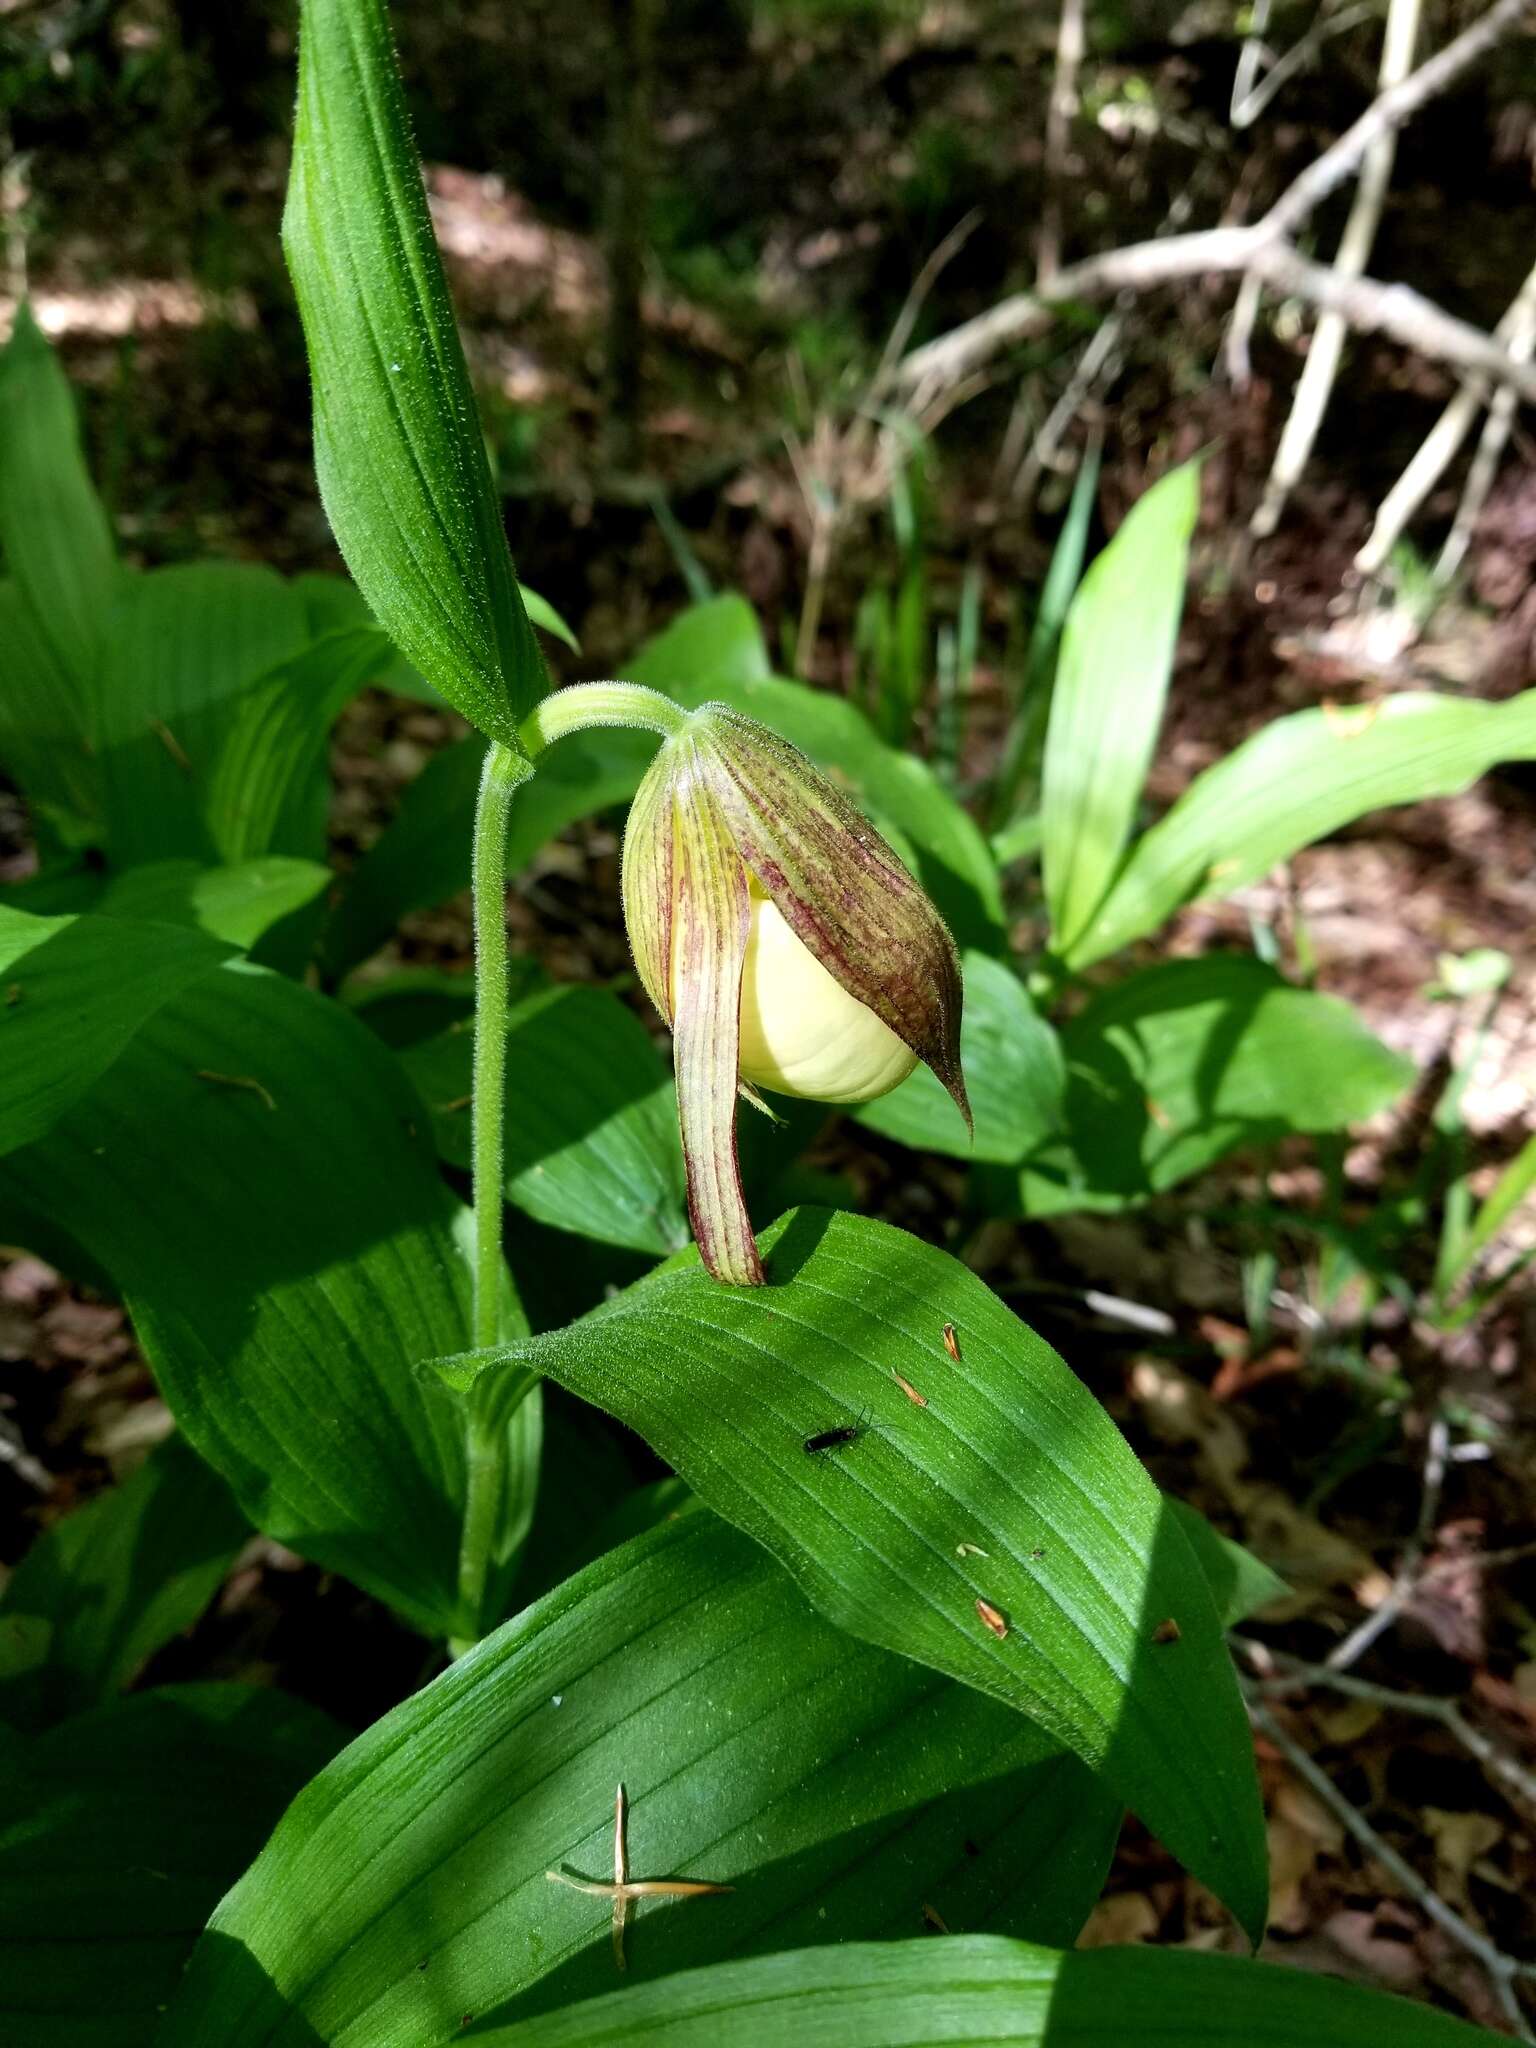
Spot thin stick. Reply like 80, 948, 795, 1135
1248, 1693, 1536, 2038
1238, 1639, 1536, 1820
1264, 0, 1534, 243
1356, 256, 1536, 574
899, 229, 1536, 409
896, 0, 1535, 404
1232, 1, 1377, 130
1038, 0, 1085, 288
1437, 275, 1536, 580
1326, 1412, 1449, 1672
1251, 0, 1423, 539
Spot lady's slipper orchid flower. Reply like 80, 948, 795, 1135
622, 704, 968, 1285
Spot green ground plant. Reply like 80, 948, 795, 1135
2, 1, 1535, 2042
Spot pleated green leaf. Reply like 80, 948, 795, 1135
456, 1208, 1268, 1940
403, 983, 687, 1255
0, 904, 231, 1157
159, 1516, 1121, 2045
468, 1934, 1504, 2048
1069, 687, 1536, 968
203, 625, 390, 863
283, 0, 544, 746
0, 304, 118, 698
94, 563, 312, 864
854, 951, 1063, 1163
1041, 461, 1199, 957
1060, 956, 1413, 1197
0, 579, 102, 820
0, 1434, 247, 1734
0, 1684, 344, 2048
0, 959, 529, 1640
96, 858, 332, 950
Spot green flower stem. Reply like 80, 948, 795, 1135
456, 737, 532, 1651
454, 684, 682, 1650
519, 680, 686, 752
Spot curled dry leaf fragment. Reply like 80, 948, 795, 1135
976, 1597, 1009, 1640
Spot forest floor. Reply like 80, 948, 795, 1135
3, 3, 1536, 2032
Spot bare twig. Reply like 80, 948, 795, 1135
1238, 1638, 1536, 1822
898, 230, 1536, 409
1251, 0, 1423, 539
1223, 269, 1266, 391
1356, 256, 1536, 574
1253, 242, 1536, 400
896, 0, 1535, 407
1038, 0, 1085, 288
1264, 0, 1534, 243
1247, 1693, 1536, 2039
1437, 275, 1536, 580
1324, 1414, 1449, 1674
1230, 0, 1276, 125
1232, 0, 1377, 130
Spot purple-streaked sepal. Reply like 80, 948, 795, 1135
694, 706, 970, 1129
624, 734, 764, 1286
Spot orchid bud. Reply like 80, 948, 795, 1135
622, 704, 968, 1286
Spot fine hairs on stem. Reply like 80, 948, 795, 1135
453, 686, 685, 1652
453, 739, 528, 1653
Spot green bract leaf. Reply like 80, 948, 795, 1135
159, 1516, 1120, 2043
402, 983, 687, 1256
0, 1684, 344, 2048
0, 959, 527, 1640
1069, 688, 1536, 967
0, 904, 231, 1157
1041, 461, 1199, 955
463, 1933, 1505, 2048
283, 0, 544, 745
97, 858, 332, 950
0, 304, 118, 697
854, 951, 1063, 1163
0, 1435, 247, 1732
473, 1208, 1268, 1939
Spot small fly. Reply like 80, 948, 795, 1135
803, 1408, 872, 1456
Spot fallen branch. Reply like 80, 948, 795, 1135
1264, 0, 1535, 242
895, 0, 1535, 409
1356, 255, 1536, 574
1247, 1691, 1536, 2040
1251, 0, 1423, 539
1238, 1637, 1536, 1824
896, 230, 1536, 408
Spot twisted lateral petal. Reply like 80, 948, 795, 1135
620, 741, 677, 1027
698, 708, 970, 1127
669, 740, 764, 1287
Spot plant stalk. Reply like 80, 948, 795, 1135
454, 738, 528, 1651
453, 687, 683, 1650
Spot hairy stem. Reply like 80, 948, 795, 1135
455, 738, 529, 1650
